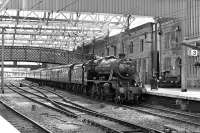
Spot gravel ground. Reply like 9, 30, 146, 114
22, 86, 144, 132
39, 85, 200, 132
0, 87, 104, 133
0, 101, 48, 133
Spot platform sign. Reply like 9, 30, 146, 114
187, 48, 198, 56
187, 42, 198, 56
191, 49, 198, 56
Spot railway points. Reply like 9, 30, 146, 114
1, 84, 106, 133
18, 80, 200, 132
9, 82, 163, 133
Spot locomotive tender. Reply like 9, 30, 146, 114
26, 55, 146, 103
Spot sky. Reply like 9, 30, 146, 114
109, 16, 154, 36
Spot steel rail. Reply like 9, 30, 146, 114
122, 105, 200, 127
141, 104, 200, 119
7, 83, 128, 133
6, 84, 78, 118
9, 83, 78, 117
24, 80, 198, 128
21, 82, 164, 133
0, 99, 53, 133
37, 82, 200, 127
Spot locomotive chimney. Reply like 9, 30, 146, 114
119, 53, 125, 59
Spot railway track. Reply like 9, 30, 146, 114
30, 82, 200, 127
141, 104, 200, 119
8, 82, 164, 133
122, 104, 200, 127
21, 81, 200, 131
0, 98, 52, 133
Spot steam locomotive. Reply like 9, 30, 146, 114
26, 55, 146, 103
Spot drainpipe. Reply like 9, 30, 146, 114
151, 23, 154, 78
152, 21, 159, 78
155, 22, 158, 78
151, 22, 158, 77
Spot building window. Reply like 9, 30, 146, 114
137, 59, 141, 72
106, 47, 109, 56
171, 31, 177, 48
122, 41, 125, 53
164, 32, 170, 49
140, 39, 144, 52
113, 46, 117, 56
142, 58, 146, 72
102, 52, 104, 57
175, 31, 179, 43
164, 57, 171, 71
129, 41, 133, 53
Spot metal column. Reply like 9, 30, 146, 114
1, 28, 5, 94
82, 42, 84, 61
152, 23, 159, 77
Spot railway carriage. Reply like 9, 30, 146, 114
41, 70, 46, 80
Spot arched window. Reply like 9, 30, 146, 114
113, 46, 117, 56
129, 41, 133, 53
140, 39, 144, 52
106, 47, 109, 56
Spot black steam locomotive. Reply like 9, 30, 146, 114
26, 55, 146, 103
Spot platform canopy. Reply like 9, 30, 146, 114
0, 0, 190, 51
0, 0, 149, 51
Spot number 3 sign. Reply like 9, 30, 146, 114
191, 50, 198, 56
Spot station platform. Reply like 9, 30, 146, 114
0, 115, 20, 133
144, 85, 200, 112
145, 84, 200, 101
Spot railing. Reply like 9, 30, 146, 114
0, 46, 92, 65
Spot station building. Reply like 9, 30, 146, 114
159, 20, 183, 82
122, 23, 154, 84
182, 39, 200, 89
160, 19, 200, 89
185, 45, 200, 89
82, 20, 200, 90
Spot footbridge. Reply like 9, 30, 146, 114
0, 46, 92, 65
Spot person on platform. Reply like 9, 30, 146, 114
150, 75, 158, 90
